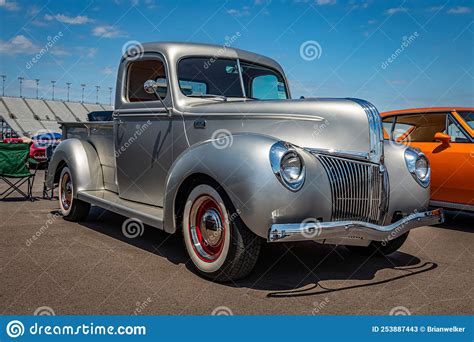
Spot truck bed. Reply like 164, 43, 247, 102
61, 121, 117, 192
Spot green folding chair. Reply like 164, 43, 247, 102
0, 143, 38, 201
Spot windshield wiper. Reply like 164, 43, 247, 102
188, 94, 227, 101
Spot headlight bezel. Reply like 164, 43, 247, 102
270, 141, 306, 191
404, 148, 430, 188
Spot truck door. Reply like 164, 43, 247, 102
114, 54, 173, 207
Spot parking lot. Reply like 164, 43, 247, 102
1, 171, 472, 315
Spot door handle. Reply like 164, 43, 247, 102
194, 119, 206, 129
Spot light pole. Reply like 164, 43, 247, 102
66, 82, 71, 102
108, 87, 112, 106
81, 84, 86, 103
95, 85, 100, 104
18, 77, 24, 97
35, 79, 40, 99
51, 81, 56, 100
0, 75, 5, 96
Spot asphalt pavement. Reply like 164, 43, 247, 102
1, 171, 472, 315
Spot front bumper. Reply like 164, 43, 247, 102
268, 208, 444, 243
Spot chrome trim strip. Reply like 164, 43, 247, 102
268, 209, 444, 242
305, 147, 370, 162
347, 98, 384, 164
430, 200, 474, 212
115, 109, 168, 117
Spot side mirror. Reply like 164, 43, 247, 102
143, 79, 158, 94
143, 79, 170, 115
434, 132, 451, 144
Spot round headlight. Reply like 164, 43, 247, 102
404, 148, 430, 188
281, 151, 303, 184
270, 141, 306, 191
415, 154, 429, 181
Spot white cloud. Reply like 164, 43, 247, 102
227, 6, 251, 17
50, 48, 69, 56
0, 35, 39, 55
385, 7, 407, 15
426, 6, 442, 12
101, 67, 115, 75
315, 0, 336, 5
44, 13, 92, 25
92, 25, 126, 38
447, 6, 471, 14
31, 19, 49, 27
27, 5, 40, 17
350, 1, 368, 10
86, 47, 98, 58
75, 46, 98, 58
0, 0, 20, 11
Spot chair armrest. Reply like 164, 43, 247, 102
27, 158, 39, 165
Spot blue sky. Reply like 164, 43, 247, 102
0, 0, 473, 111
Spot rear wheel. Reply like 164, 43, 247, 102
346, 232, 409, 256
59, 166, 90, 221
182, 182, 261, 282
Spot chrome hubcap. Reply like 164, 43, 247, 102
189, 195, 226, 262
200, 208, 224, 247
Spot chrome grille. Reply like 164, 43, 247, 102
316, 154, 387, 224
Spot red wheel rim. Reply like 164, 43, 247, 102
188, 195, 226, 262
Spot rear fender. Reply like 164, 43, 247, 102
46, 138, 103, 195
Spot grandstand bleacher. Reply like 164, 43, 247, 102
82, 103, 110, 113
64, 102, 89, 122
0, 96, 114, 139
0, 100, 23, 137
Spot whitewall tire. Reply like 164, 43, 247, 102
58, 166, 90, 221
182, 182, 261, 282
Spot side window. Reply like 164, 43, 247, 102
392, 122, 415, 142
240, 61, 288, 100
447, 117, 469, 143
126, 59, 167, 102
392, 113, 447, 142
251, 75, 286, 100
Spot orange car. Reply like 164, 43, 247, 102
381, 108, 474, 212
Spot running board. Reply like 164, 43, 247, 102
430, 200, 474, 212
77, 190, 164, 229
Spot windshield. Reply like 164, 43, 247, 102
457, 111, 474, 130
177, 57, 288, 100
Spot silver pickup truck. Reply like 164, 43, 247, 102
46, 42, 443, 282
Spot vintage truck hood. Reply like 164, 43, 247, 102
184, 98, 383, 163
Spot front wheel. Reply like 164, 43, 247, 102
58, 166, 90, 221
182, 182, 261, 282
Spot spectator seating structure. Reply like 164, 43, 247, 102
64, 101, 88, 122
0, 96, 113, 138
0, 100, 23, 137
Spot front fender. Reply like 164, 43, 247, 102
46, 138, 103, 195
163, 133, 332, 237
383, 141, 430, 223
